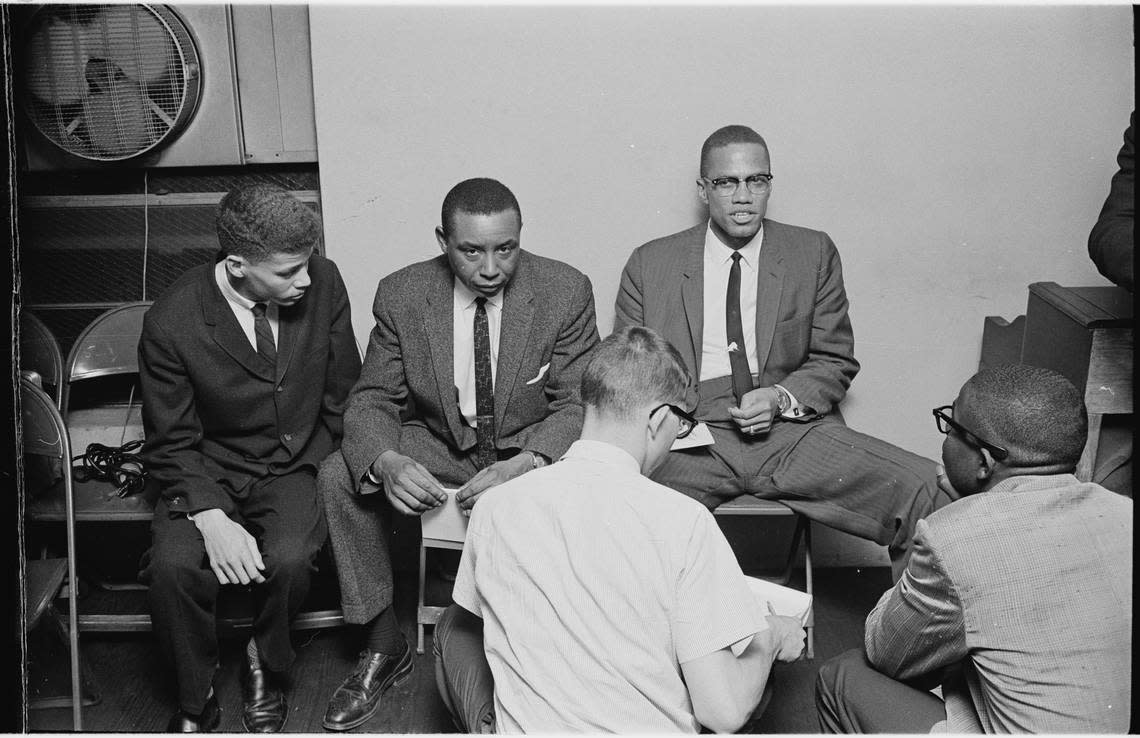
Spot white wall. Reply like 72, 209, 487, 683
310, 5, 1133, 565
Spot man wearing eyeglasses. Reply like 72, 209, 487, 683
815, 364, 1132, 733
433, 327, 806, 733
615, 125, 951, 580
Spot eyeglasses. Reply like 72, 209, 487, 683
703, 174, 773, 197
931, 405, 1009, 461
651, 403, 697, 439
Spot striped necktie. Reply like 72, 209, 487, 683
473, 297, 496, 469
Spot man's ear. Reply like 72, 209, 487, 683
696, 178, 709, 207
647, 405, 669, 440
977, 448, 997, 483
223, 254, 246, 279
435, 226, 448, 253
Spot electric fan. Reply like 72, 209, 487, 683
20, 4, 203, 162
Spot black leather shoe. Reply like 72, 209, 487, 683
241, 661, 288, 733
167, 694, 221, 733
322, 642, 414, 731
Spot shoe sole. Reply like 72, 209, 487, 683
242, 708, 288, 734
321, 653, 415, 732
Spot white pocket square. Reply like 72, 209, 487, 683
525, 363, 551, 385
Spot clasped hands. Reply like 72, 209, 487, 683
729, 386, 783, 436
374, 449, 532, 516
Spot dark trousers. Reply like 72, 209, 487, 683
319, 424, 483, 625
815, 649, 945, 733
141, 469, 327, 713
652, 378, 954, 579
433, 603, 496, 733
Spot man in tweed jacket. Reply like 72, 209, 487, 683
318, 178, 599, 731
815, 364, 1132, 733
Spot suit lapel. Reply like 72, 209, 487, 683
202, 264, 275, 381
275, 303, 299, 383
754, 220, 786, 375
680, 229, 705, 379
494, 258, 535, 433
423, 263, 466, 444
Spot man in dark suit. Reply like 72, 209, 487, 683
615, 125, 953, 579
139, 185, 361, 733
319, 178, 599, 731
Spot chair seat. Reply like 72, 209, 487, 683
713, 497, 796, 516
26, 558, 68, 631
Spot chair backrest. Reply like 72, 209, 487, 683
19, 310, 64, 407
22, 376, 73, 467
60, 301, 152, 416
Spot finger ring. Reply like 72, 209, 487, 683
748, 425, 757, 434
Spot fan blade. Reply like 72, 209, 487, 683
82, 75, 152, 157
96, 6, 173, 84
24, 16, 89, 106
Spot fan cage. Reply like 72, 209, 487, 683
20, 4, 202, 162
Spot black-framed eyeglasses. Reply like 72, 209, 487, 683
932, 405, 1009, 461
651, 403, 697, 439
703, 174, 773, 197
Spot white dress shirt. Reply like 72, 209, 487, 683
699, 225, 802, 414
214, 260, 278, 349
453, 439, 765, 733
700, 225, 762, 383
453, 279, 502, 427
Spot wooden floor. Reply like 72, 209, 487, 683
26, 562, 891, 733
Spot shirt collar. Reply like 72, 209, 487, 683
703, 222, 764, 270
561, 439, 641, 475
214, 260, 260, 312
453, 277, 504, 310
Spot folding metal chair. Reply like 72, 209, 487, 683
21, 377, 84, 729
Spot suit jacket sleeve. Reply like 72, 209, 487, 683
776, 233, 859, 414
613, 246, 645, 333
340, 277, 408, 488
1088, 113, 1134, 292
321, 261, 362, 444
516, 272, 599, 461
139, 317, 234, 514
864, 518, 967, 680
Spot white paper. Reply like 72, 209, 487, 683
670, 421, 715, 450
745, 576, 813, 626
420, 488, 468, 543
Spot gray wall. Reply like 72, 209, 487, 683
310, 5, 1133, 566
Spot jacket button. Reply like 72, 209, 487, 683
276, 386, 284, 393
283, 433, 293, 442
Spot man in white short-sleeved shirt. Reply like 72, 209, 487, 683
434, 326, 806, 733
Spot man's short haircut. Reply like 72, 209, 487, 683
216, 184, 320, 263
963, 364, 1088, 468
581, 326, 691, 421
440, 178, 521, 237
700, 125, 770, 176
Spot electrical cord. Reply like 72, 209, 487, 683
72, 439, 148, 497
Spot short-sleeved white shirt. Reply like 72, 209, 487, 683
452, 440, 765, 733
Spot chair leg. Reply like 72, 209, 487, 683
417, 543, 428, 655
803, 520, 814, 660
27, 606, 100, 714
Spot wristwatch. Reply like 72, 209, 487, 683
774, 386, 792, 415
527, 451, 549, 470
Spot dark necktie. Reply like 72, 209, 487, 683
473, 298, 496, 469
251, 303, 277, 366
726, 252, 754, 403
